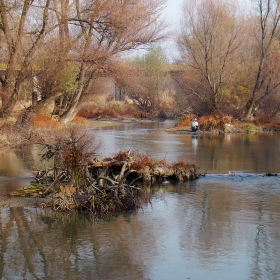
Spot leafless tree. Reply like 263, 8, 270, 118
244, 0, 280, 119
0, 0, 167, 123
177, 0, 244, 114
0, 0, 52, 116
54, 0, 168, 123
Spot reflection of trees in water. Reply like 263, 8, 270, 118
1, 178, 280, 278
3, 145, 55, 176
0, 151, 26, 177
175, 181, 280, 274
197, 134, 280, 173
0, 207, 48, 279
0, 207, 156, 279
0, 146, 42, 177
250, 192, 280, 280
177, 184, 237, 263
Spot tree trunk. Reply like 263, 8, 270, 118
245, 97, 255, 120
0, 80, 17, 118
60, 64, 86, 124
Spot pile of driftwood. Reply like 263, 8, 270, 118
9, 131, 201, 214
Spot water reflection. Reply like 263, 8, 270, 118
0, 121, 280, 279
1, 173, 279, 279
89, 121, 280, 174
191, 135, 198, 153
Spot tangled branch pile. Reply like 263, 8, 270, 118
10, 130, 200, 214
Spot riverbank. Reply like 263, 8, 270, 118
83, 116, 280, 134
1, 116, 279, 210
167, 116, 280, 134
165, 123, 249, 134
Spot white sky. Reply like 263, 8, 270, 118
163, 0, 184, 27
160, 0, 252, 61
161, 0, 185, 61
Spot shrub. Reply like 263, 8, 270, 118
199, 115, 225, 131
241, 123, 259, 132
176, 114, 196, 127
254, 115, 272, 125
76, 104, 98, 119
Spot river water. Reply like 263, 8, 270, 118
0, 120, 280, 280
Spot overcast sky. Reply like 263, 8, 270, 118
160, 0, 252, 61
161, 0, 185, 61
163, 0, 184, 26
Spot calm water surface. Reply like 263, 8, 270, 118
0, 120, 280, 280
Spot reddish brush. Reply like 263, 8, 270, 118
176, 114, 196, 127
33, 116, 60, 128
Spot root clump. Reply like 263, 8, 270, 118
9, 130, 201, 215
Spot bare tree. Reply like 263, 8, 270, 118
55, 0, 167, 123
0, 0, 167, 123
0, 0, 51, 116
244, 0, 280, 119
177, 0, 244, 114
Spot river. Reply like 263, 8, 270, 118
0, 120, 280, 280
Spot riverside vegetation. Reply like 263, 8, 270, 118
8, 128, 200, 215
2, 103, 279, 215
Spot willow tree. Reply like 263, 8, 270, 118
177, 0, 244, 114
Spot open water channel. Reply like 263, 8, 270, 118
0, 120, 280, 280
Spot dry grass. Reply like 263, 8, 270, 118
33, 115, 60, 128
199, 115, 225, 131
77, 102, 145, 119
176, 114, 196, 127
173, 161, 193, 169
264, 121, 280, 131
73, 115, 87, 123
194, 114, 235, 131
0, 123, 27, 148
253, 115, 272, 125
175, 114, 239, 132
122, 106, 145, 118
254, 115, 280, 128
130, 150, 157, 170
253, 115, 280, 131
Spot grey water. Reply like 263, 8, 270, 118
0, 120, 280, 280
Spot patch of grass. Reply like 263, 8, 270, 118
77, 102, 145, 119
241, 123, 260, 133
0, 123, 25, 148
33, 115, 60, 128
